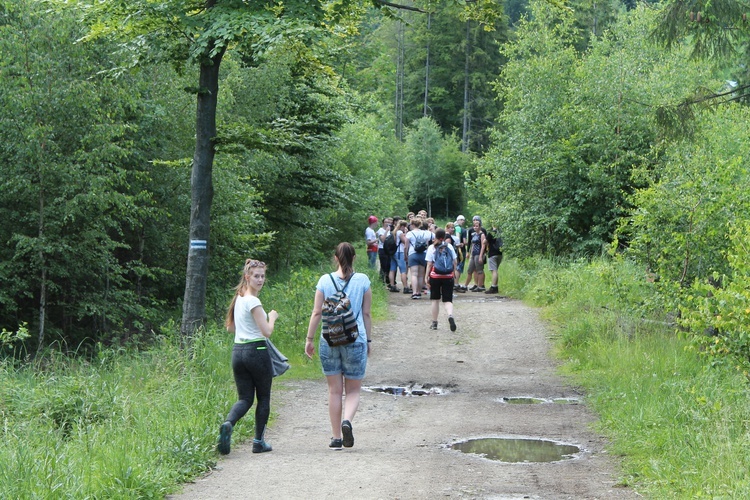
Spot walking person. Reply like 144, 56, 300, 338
425, 229, 458, 331
218, 259, 279, 456
485, 225, 503, 294
305, 242, 372, 450
365, 215, 379, 269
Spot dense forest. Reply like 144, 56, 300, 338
2, 0, 750, 372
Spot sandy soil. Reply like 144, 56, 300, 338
171, 289, 638, 499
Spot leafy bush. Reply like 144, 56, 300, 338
681, 221, 750, 376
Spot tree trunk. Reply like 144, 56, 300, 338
180, 50, 225, 343
395, 20, 405, 141
423, 12, 431, 117
461, 21, 471, 153
36, 161, 46, 355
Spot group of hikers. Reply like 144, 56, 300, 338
365, 210, 503, 299
215, 210, 502, 458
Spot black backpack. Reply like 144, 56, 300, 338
383, 232, 398, 256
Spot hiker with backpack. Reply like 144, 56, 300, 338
405, 218, 433, 300
425, 228, 458, 331
305, 242, 372, 450
386, 219, 409, 293
377, 217, 393, 285
485, 225, 503, 294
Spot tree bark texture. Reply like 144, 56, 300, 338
180, 50, 225, 343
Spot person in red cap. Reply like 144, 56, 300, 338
365, 216, 379, 268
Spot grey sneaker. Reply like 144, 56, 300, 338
329, 438, 343, 450
468, 285, 478, 291
342, 420, 354, 448
430, 321, 438, 330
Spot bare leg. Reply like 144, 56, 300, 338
410, 265, 420, 294
343, 378, 362, 422
326, 374, 344, 439
431, 299, 440, 321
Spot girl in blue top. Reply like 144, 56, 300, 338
305, 242, 372, 449
218, 259, 279, 456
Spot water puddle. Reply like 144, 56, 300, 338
451, 437, 581, 463
499, 396, 580, 405
364, 383, 450, 396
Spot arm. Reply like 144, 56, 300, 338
304, 290, 325, 359
362, 288, 373, 355
252, 306, 278, 338
479, 234, 487, 261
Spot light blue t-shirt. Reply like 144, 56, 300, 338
316, 272, 371, 342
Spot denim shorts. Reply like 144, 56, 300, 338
390, 251, 407, 273
319, 339, 367, 379
408, 252, 426, 268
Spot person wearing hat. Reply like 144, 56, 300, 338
453, 215, 467, 291
365, 216, 379, 268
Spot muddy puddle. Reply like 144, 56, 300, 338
451, 437, 581, 463
500, 396, 580, 405
364, 383, 450, 396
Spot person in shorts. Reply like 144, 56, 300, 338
461, 216, 487, 292
425, 228, 458, 331
485, 225, 503, 294
305, 243, 372, 450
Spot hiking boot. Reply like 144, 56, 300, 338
430, 321, 438, 330
329, 438, 343, 450
341, 420, 354, 448
217, 421, 233, 455
475, 287, 486, 292
448, 316, 456, 332
485, 286, 498, 294
252, 439, 272, 453
455, 286, 467, 293
403, 288, 413, 294
389, 285, 400, 292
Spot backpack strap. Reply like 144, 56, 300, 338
329, 273, 353, 293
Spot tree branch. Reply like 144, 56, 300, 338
373, 0, 428, 13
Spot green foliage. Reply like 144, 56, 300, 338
680, 220, 750, 376
622, 105, 750, 286
403, 117, 470, 216
479, 2, 716, 257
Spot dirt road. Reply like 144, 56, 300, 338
172, 291, 637, 499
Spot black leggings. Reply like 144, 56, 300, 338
225, 342, 273, 441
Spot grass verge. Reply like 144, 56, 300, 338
500, 257, 750, 498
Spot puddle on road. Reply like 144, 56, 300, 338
499, 397, 581, 405
364, 383, 450, 396
451, 437, 581, 463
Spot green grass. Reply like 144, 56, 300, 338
506, 256, 750, 498
0, 261, 387, 498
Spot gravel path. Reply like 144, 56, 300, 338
171, 291, 637, 499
